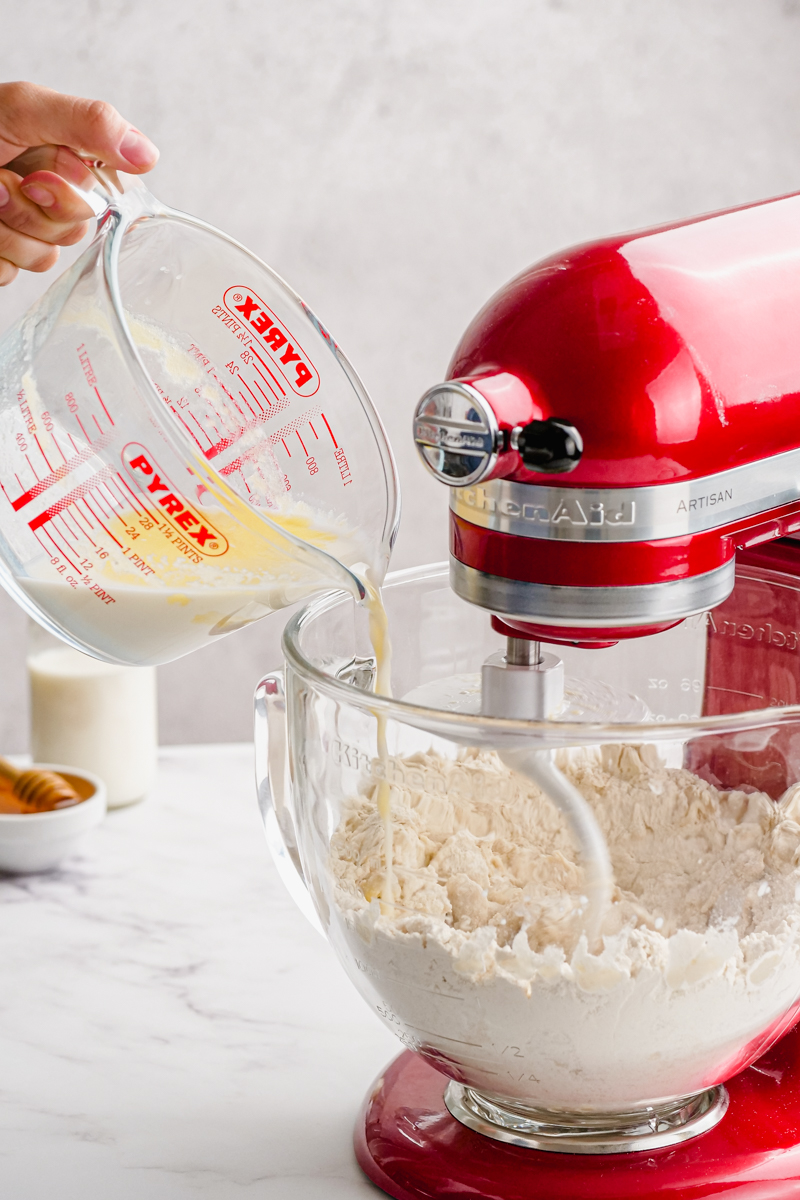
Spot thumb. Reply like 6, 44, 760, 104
0, 81, 159, 173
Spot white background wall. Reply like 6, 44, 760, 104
1, 0, 800, 747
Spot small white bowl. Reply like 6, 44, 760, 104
0, 764, 106, 873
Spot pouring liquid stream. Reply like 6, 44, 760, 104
361, 579, 395, 912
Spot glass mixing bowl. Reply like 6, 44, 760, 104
255, 560, 800, 1153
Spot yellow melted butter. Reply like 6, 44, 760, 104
94, 502, 349, 591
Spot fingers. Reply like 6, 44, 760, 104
18, 169, 95, 237
4, 144, 97, 189
0, 81, 159, 285
0, 167, 91, 247
0, 165, 80, 281
0, 220, 59, 277
0, 81, 159, 174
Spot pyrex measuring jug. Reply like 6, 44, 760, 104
0, 160, 399, 665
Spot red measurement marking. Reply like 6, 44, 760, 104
188, 411, 214, 449
105, 478, 129, 508
99, 480, 124, 513
70, 506, 96, 545
203, 392, 297, 462
33, 435, 53, 474
169, 406, 207, 453
10, 445, 100, 512
296, 431, 308, 456
309, 421, 318, 439
50, 432, 68, 465
74, 415, 91, 443
251, 378, 273, 408
24, 454, 40, 482
53, 515, 81, 560
249, 345, 286, 395
68, 434, 80, 454
250, 362, 282, 404
33, 527, 59, 562
110, 477, 151, 523
205, 422, 256, 462
82, 495, 123, 548
82, 492, 110, 523
60, 510, 83, 543
114, 473, 146, 517
321, 413, 338, 448
239, 378, 264, 412
32, 528, 50, 560
230, 394, 248, 420
92, 414, 103, 435
89, 487, 114, 519
27, 469, 113, 531
77, 497, 97, 529
37, 526, 64, 566
55, 514, 79, 550
45, 523, 80, 574
236, 390, 257, 418
281, 439, 291, 456
94, 387, 113, 425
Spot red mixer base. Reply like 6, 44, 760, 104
355, 1027, 800, 1199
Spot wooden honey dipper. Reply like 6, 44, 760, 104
0, 757, 81, 811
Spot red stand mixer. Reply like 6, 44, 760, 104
354, 191, 800, 1197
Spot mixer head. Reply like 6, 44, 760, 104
414, 190, 800, 649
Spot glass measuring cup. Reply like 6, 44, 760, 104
256, 560, 800, 1153
0, 160, 399, 665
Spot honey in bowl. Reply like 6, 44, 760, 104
0, 770, 94, 814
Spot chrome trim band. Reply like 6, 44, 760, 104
450, 558, 735, 626
450, 445, 800, 542
444, 1082, 728, 1155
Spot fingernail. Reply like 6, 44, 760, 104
0, 183, 9, 207
119, 128, 159, 169
21, 183, 55, 207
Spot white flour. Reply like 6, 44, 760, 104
330, 744, 800, 1111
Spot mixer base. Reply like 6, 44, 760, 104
355, 1027, 800, 1199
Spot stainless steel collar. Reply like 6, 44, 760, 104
451, 559, 735, 626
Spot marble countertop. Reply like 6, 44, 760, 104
0, 745, 397, 1199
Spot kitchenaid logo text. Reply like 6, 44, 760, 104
331, 739, 533, 804
455, 487, 635, 528
707, 611, 799, 650
677, 489, 733, 514
218, 287, 320, 395
121, 444, 229, 558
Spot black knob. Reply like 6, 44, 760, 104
514, 417, 583, 474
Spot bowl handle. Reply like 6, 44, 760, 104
254, 669, 323, 934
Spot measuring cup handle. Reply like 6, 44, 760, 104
75, 157, 162, 221
254, 669, 323, 934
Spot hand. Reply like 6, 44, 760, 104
0, 81, 159, 286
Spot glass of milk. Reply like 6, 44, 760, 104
27, 622, 158, 808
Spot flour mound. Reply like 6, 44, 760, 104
329, 745, 800, 1109
332, 744, 800, 969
